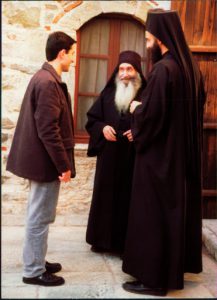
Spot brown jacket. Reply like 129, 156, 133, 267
6, 62, 76, 182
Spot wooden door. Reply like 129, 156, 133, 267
172, 0, 217, 218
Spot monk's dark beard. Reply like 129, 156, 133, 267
114, 73, 142, 114
149, 41, 162, 64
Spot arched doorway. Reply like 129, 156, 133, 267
74, 14, 147, 142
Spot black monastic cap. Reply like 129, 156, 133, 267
117, 50, 143, 75
101, 50, 146, 93
145, 9, 187, 64
146, 10, 183, 48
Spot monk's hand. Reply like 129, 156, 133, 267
123, 129, 133, 142
103, 125, 117, 142
59, 170, 71, 183
130, 100, 142, 113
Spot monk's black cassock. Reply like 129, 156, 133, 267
122, 11, 206, 289
86, 51, 146, 252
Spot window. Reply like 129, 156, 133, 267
74, 14, 147, 142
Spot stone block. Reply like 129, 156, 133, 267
2, 133, 9, 143
2, 90, 23, 119
2, 118, 15, 129
2, 28, 48, 63
2, 1, 41, 28
45, 3, 60, 11
134, 1, 151, 23
100, 0, 137, 15
2, 66, 31, 94
44, 11, 57, 24
57, 1, 102, 31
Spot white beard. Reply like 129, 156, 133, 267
114, 73, 142, 114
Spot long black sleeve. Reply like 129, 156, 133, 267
132, 63, 170, 152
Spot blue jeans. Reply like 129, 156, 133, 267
23, 180, 60, 278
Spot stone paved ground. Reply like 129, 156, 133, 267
2, 216, 217, 299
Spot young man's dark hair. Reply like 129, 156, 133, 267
46, 31, 76, 61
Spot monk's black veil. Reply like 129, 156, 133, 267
146, 9, 205, 180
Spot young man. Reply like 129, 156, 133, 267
85, 51, 146, 255
6, 31, 76, 286
122, 10, 206, 296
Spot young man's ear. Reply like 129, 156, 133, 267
58, 49, 66, 59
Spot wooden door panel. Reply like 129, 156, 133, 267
193, 53, 217, 218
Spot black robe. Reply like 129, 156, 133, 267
122, 52, 205, 289
86, 85, 144, 253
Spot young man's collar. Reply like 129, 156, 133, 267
42, 62, 62, 83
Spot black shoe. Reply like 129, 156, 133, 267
23, 271, 65, 286
122, 280, 167, 296
45, 261, 62, 273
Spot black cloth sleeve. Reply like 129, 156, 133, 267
132, 63, 170, 152
85, 95, 107, 157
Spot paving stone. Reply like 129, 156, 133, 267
1, 286, 38, 298
103, 254, 123, 275
106, 284, 155, 298
49, 251, 108, 272
38, 284, 113, 299
168, 282, 214, 298
2, 272, 25, 287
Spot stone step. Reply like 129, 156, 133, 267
202, 219, 217, 262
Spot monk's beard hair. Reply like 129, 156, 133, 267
114, 73, 142, 114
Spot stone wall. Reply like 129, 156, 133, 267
2, 1, 169, 225
2, 145, 96, 226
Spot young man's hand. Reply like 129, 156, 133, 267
59, 170, 71, 182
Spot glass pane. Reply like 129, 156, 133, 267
79, 58, 108, 94
80, 19, 110, 55
120, 20, 147, 61
77, 96, 97, 131
120, 20, 147, 76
